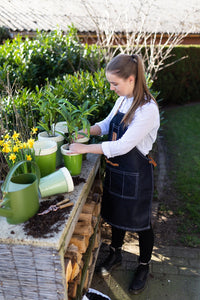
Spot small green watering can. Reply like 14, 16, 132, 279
0, 160, 40, 224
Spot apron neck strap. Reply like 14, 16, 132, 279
114, 97, 126, 116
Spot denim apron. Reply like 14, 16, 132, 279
101, 110, 154, 232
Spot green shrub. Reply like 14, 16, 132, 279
52, 69, 118, 123
153, 46, 200, 105
0, 26, 105, 92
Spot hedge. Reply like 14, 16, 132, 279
0, 26, 105, 91
153, 46, 200, 105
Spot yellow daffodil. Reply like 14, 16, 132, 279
22, 142, 27, 149
15, 140, 22, 147
31, 127, 38, 134
13, 145, 19, 152
19, 143, 23, 149
27, 138, 35, 149
0, 140, 4, 146
2, 145, 11, 153
9, 153, 16, 163
26, 155, 32, 161
3, 141, 10, 147
12, 131, 20, 140
4, 134, 10, 140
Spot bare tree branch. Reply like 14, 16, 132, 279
78, 0, 195, 80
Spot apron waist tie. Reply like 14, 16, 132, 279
105, 156, 157, 167
148, 155, 157, 167
105, 158, 119, 167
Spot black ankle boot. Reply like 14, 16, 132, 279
96, 246, 122, 276
129, 263, 149, 294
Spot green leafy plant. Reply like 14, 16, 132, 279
0, 87, 39, 140
57, 100, 98, 144
53, 69, 117, 123
35, 85, 63, 136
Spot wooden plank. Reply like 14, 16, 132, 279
87, 244, 102, 289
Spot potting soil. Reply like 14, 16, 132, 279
23, 176, 86, 238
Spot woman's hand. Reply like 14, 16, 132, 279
75, 130, 88, 140
69, 143, 87, 154
73, 125, 101, 142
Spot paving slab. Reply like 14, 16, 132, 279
91, 243, 200, 300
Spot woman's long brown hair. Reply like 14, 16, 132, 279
106, 54, 158, 126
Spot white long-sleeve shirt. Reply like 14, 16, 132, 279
96, 96, 160, 158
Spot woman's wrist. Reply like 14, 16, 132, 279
86, 143, 103, 154
90, 124, 102, 136
69, 142, 103, 155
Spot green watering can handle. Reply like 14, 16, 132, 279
2, 160, 40, 200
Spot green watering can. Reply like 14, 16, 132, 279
0, 161, 40, 224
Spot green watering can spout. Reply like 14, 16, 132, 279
0, 161, 40, 224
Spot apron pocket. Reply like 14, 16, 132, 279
109, 167, 139, 199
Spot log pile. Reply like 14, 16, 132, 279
65, 179, 102, 300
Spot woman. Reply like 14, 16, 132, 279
69, 53, 160, 294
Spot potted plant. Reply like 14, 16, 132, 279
58, 100, 98, 176
35, 86, 65, 167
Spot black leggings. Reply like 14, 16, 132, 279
111, 225, 154, 264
